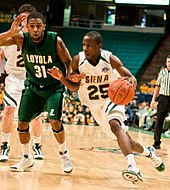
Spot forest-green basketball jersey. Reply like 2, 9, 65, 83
22, 31, 66, 93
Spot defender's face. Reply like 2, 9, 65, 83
27, 18, 46, 43
82, 36, 101, 62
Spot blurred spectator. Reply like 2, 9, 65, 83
150, 78, 156, 87
10, 7, 17, 19
136, 102, 148, 128
129, 99, 139, 127
125, 105, 133, 126
139, 83, 149, 94
148, 83, 155, 94
74, 105, 85, 125
70, 14, 80, 27
144, 106, 157, 130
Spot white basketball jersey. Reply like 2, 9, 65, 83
78, 49, 120, 108
3, 45, 26, 80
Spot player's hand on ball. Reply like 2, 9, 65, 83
120, 76, 137, 89
108, 78, 135, 105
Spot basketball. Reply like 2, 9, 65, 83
108, 78, 135, 105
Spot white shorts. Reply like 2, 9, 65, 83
89, 98, 128, 139
4, 74, 24, 108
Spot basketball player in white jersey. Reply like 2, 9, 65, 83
48, 31, 165, 184
0, 4, 44, 161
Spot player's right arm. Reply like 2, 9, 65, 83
110, 54, 137, 88
0, 14, 25, 47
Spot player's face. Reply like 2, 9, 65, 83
82, 36, 101, 63
27, 18, 46, 43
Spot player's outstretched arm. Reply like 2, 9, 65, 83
47, 66, 80, 92
0, 14, 25, 46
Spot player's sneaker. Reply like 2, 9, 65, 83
146, 146, 165, 171
59, 150, 73, 173
0, 142, 10, 162
10, 155, 34, 172
32, 143, 44, 160
122, 165, 143, 184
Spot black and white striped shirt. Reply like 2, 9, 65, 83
156, 68, 170, 96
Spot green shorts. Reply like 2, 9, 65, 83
19, 86, 64, 122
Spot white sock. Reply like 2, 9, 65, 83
58, 141, 67, 153
1, 132, 11, 144
21, 143, 32, 157
141, 146, 150, 156
33, 135, 41, 144
125, 154, 136, 166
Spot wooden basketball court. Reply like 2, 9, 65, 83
0, 122, 169, 190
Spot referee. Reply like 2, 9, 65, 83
150, 55, 170, 149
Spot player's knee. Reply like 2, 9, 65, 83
49, 119, 60, 126
4, 106, 15, 115
109, 119, 121, 135
52, 123, 64, 134
17, 121, 30, 133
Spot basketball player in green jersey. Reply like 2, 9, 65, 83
0, 12, 73, 173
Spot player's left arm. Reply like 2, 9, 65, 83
110, 54, 137, 87
48, 55, 83, 92
56, 36, 72, 76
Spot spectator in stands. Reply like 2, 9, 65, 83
137, 102, 148, 128
148, 83, 155, 94
10, 7, 17, 19
150, 55, 170, 149
150, 78, 156, 87
139, 83, 149, 94
125, 105, 133, 126
144, 106, 157, 130
67, 104, 76, 123
129, 99, 139, 127
70, 14, 80, 27
74, 105, 85, 125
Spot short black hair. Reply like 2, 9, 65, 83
18, 4, 36, 14
27, 11, 46, 24
85, 31, 103, 44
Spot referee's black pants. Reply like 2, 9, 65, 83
154, 95, 170, 145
